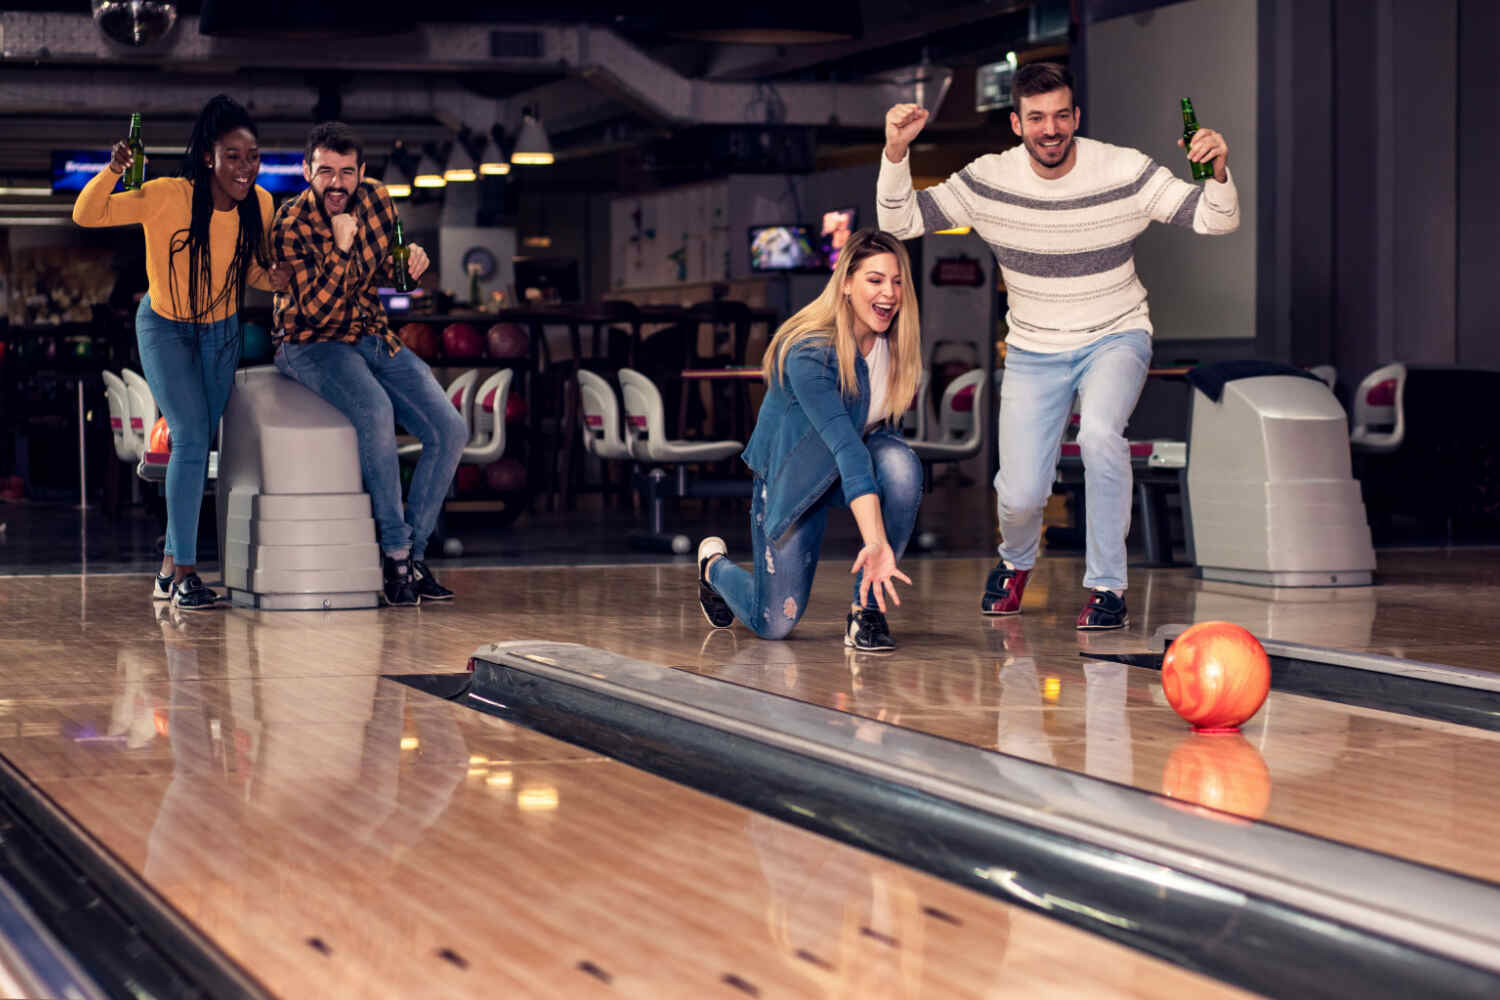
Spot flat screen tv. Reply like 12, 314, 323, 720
820, 207, 857, 269
749, 224, 820, 272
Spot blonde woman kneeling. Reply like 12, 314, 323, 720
697, 229, 924, 651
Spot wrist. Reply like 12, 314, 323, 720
109, 163, 125, 175
883, 144, 907, 164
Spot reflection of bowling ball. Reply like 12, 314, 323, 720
442, 322, 484, 359
1161, 621, 1271, 732
486, 323, 528, 360
241, 321, 273, 363
504, 394, 526, 423
1161, 732, 1272, 820
485, 457, 526, 494
148, 416, 171, 454
454, 465, 482, 496
398, 322, 440, 360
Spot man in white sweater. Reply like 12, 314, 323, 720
877, 62, 1238, 629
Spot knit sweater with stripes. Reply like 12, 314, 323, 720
877, 136, 1240, 354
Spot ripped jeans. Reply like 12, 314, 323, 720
707, 434, 922, 639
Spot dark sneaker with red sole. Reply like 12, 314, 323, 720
1077, 590, 1129, 630
981, 562, 1030, 615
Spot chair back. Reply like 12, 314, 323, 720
618, 368, 668, 461
1350, 362, 1407, 451
120, 369, 157, 460
902, 369, 931, 442
101, 371, 137, 463
577, 369, 631, 461
445, 369, 480, 443
1307, 364, 1337, 391
936, 368, 985, 447
464, 369, 513, 464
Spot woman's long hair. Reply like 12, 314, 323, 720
763, 228, 922, 421
167, 94, 268, 325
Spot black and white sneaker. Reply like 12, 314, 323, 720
411, 560, 454, 602
696, 537, 734, 629
382, 555, 420, 607
1077, 589, 1130, 630
152, 573, 174, 601
845, 607, 895, 652
170, 573, 220, 611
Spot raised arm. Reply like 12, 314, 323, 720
72, 142, 160, 229
1140, 128, 1239, 235
876, 103, 978, 239
271, 205, 353, 330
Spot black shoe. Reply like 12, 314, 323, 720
845, 607, 895, 652
1077, 589, 1129, 630
152, 573, 174, 601
382, 555, 420, 607
411, 560, 454, 602
696, 537, 734, 628
170, 573, 220, 611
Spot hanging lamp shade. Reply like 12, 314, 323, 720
510, 109, 553, 166
444, 141, 476, 182
413, 152, 446, 188
385, 166, 412, 198
478, 136, 510, 175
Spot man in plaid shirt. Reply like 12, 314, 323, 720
271, 121, 467, 607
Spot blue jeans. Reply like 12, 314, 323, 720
708, 434, 922, 639
274, 335, 467, 559
135, 296, 240, 566
996, 329, 1152, 592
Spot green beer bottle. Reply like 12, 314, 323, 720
1180, 98, 1213, 182
390, 215, 413, 293
123, 113, 145, 191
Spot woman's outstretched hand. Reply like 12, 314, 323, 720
851, 541, 912, 613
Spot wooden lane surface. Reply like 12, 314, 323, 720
0, 670, 1251, 999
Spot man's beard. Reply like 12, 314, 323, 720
1025, 134, 1074, 167
318, 186, 353, 215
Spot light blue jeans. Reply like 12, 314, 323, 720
275, 335, 467, 559
708, 435, 923, 639
135, 296, 240, 566
996, 329, 1152, 592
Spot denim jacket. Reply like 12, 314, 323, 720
742, 339, 901, 543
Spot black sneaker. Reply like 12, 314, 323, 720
696, 537, 734, 628
411, 560, 454, 602
152, 572, 174, 601
382, 555, 420, 607
170, 573, 220, 611
1077, 589, 1129, 630
845, 607, 895, 652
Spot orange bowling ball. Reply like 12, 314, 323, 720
148, 416, 171, 454
1161, 732, 1272, 820
1161, 621, 1270, 732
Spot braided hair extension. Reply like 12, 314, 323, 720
166, 95, 268, 360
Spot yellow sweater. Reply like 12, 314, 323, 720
73, 167, 274, 323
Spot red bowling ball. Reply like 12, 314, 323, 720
149, 416, 171, 454
485, 457, 526, 494
486, 322, 528, 360
504, 394, 526, 423
1161, 621, 1271, 733
398, 322, 440, 360
442, 322, 484, 359
453, 465, 483, 496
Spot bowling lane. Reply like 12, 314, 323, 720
1, 675, 1253, 1000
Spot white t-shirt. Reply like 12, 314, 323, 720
863, 334, 891, 430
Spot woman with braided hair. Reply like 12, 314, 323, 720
74, 94, 287, 609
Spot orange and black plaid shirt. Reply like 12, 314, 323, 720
271, 179, 403, 354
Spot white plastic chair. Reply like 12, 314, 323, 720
910, 368, 985, 463
577, 369, 633, 462
1350, 362, 1407, 454
618, 368, 741, 465
101, 371, 138, 464
464, 369, 513, 465
120, 368, 157, 461
399, 369, 478, 460
1307, 364, 1337, 391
